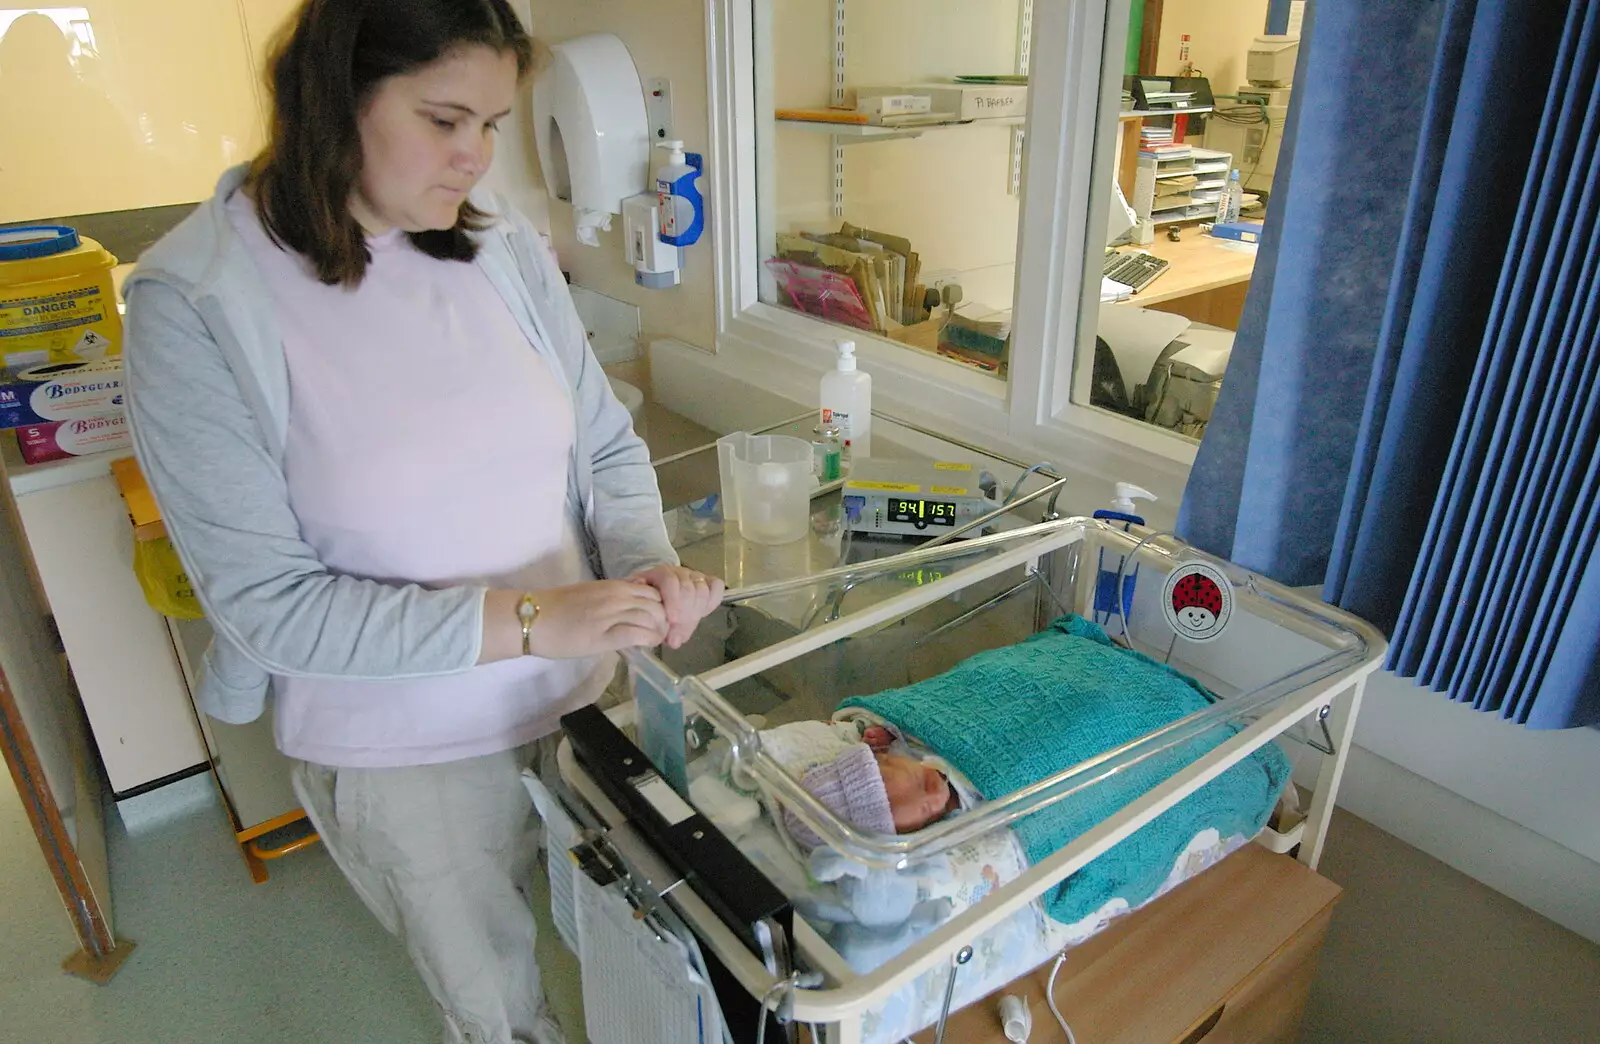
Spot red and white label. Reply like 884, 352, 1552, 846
17, 411, 129, 465
1162, 561, 1233, 643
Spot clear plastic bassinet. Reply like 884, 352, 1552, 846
618, 509, 1383, 873
553, 415, 1387, 1040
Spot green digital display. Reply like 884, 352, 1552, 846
887, 497, 958, 528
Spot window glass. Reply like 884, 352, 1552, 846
755, 0, 1032, 380
1075, 0, 1303, 443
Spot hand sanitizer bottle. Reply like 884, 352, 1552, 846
1106, 482, 1156, 521
654, 140, 705, 247
1093, 483, 1157, 637
820, 340, 872, 458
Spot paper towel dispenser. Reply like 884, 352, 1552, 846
532, 34, 651, 238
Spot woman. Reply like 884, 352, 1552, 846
122, 2, 722, 1041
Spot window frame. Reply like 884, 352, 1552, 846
701, 0, 1200, 494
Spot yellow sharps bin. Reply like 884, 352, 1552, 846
0, 225, 122, 368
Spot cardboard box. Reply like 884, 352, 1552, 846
857, 93, 932, 118
0, 357, 123, 430
854, 84, 1028, 121
16, 410, 130, 465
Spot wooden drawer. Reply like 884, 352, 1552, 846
1180, 904, 1333, 1043
915, 845, 1341, 1044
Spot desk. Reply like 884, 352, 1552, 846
1114, 229, 1259, 329
896, 229, 1261, 363
887, 230, 1258, 366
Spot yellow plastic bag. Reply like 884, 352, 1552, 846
133, 537, 204, 619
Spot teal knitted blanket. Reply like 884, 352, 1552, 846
840, 615, 1290, 926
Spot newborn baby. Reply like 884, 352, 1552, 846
739, 720, 971, 975
862, 725, 959, 832
766, 720, 960, 850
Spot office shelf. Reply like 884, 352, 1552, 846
777, 115, 1025, 145
1153, 210, 1220, 227
1133, 146, 1234, 229
1154, 164, 1229, 179
1119, 106, 1216, 119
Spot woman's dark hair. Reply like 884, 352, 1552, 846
248, 0, 538, 287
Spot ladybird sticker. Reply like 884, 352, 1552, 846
1162, 562, 1234, 642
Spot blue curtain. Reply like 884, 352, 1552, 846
1178, 0, 1600, 728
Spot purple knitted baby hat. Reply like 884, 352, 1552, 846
781, 743, 896, 850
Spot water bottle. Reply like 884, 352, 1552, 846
1225, 169, 1244, 224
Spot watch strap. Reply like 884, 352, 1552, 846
517, 593, 540, 656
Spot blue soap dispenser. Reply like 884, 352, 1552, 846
654, 140, 704, 248
1093, 482, 1156, 638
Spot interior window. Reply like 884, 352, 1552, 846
1075, 0, 1304, 443
754, 0, 1032, 380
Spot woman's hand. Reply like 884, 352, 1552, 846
481, 582, 669, 663
627, 564, 725, 649
526, 581, 672, 658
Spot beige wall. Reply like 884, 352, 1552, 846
1154, 0, 1270, 93
0, 0, 301, 225
238, 0, 309, 121
775, 126, 1022, 310
0, 0, 708, 340
520, 0, 717, 352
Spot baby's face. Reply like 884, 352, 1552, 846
875, 753, 953, 832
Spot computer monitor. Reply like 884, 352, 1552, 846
1247, 35, 1300, 88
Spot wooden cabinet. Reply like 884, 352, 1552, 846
915, 845, 1341, 1044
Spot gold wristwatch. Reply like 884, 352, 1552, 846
517, 593, 540, 656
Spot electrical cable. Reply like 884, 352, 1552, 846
1045, 951, 1079, 1044
1003, 462, 1060, 507
753, 976, 792, 1044
1207, 102, 1272, 199
753, 971, 824, 1044
1113, 528, 1175, 661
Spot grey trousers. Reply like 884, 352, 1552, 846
292, 735, 564, 1044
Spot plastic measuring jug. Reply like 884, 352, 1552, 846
717, 432, 813, 544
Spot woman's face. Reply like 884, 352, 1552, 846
352, 45, 519, 235
876, 753, 953, 833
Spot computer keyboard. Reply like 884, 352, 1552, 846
1103, 250, 1170, 294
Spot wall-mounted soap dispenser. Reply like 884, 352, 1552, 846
532, 34, 651, 248
531, 33, 697, 290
